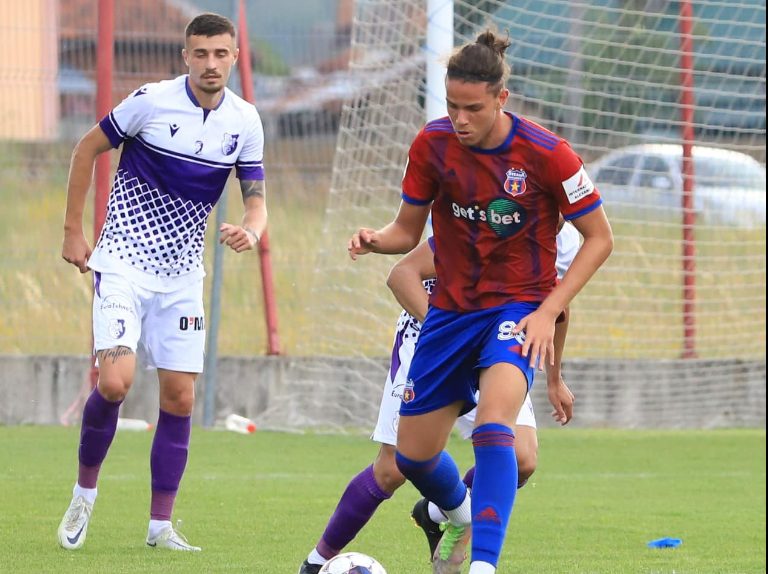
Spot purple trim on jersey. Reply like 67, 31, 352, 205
94, 271, 102, 298
516, 125, 558, 151
424, 127, 456, 134
185, 77, 226, 111
388, 323, 408, 382
99, 113, 125, 149
236, 165, 266, 181
135, 135, 235, 168
402, 192, 432, 206
119, 138, 230, 204
517, 121, 558, 146
428, 236, 436, 253
467, 113, 518, 155
565, 198, 603, 220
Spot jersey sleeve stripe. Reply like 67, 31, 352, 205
425, 127, 455, 133
99, 113, 125, 149
516, 131, 557, 151
401, 192, 433, 206
564, 198, 603, 220
236, 165, 266, 181
517, 122, 558, 145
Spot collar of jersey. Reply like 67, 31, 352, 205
468, 112, 518, 155
185, 76, 226, 111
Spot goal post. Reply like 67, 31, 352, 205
254, 0, 766, 431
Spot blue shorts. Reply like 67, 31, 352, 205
399, 302, 539, 417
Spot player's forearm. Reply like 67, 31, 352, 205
387, 267, 429, 322
64, 145, 98, 233
372, 221, 422, 254
547, 307, 569, 384
240, 181, 267, 239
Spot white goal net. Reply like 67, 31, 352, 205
254, 0, 766, 431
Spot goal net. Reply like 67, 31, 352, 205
254, 0, 766, 431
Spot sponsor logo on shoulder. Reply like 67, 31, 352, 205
562, 165, 595, 204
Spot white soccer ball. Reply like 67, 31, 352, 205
319, 552, 387, 574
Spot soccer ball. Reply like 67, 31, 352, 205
319, 552, 387, 574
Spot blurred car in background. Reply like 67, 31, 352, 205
589, 144, 766, 228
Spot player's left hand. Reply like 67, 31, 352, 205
512, 306, 559, 371
219, 223, 257, 253
548, 376, 575, 425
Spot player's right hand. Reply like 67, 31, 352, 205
348, 228, 379, 260
62, 231, 92, 273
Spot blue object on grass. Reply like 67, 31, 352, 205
648, 537, 683, 548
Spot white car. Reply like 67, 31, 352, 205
588, 144, 766, 228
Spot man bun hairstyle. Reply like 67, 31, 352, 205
185, 12, 237, 42
447, 29, 512, 93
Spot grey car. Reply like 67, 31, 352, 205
588, 144, 766, 228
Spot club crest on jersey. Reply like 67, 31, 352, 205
108, 319, 126, 339
504, 168, 527, 197
403, 379, 416, 404
221, 133, 239, 155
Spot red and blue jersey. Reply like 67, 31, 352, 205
402, 112, 602, 312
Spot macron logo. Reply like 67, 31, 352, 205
134, 87, 148, 97
169, 124, 180, 137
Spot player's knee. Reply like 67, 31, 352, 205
160, 387, 195, 416
374, 447, 407, 494
97, 376, 131, 402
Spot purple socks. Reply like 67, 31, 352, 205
78, 388, 122, 488
316, 465, 392, 559
150, 409, 191, 520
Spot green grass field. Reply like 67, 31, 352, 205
1, 427, 764, 574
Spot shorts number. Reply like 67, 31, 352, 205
498, 320, 518, 341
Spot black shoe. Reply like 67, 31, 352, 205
411, 497, 444, 558
297, 560, 322, 574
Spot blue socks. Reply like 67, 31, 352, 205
395, 450, 467, 512
471, 423, 517, 566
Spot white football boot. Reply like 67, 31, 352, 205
146, 521, 201, 551
57, 496, 93, 550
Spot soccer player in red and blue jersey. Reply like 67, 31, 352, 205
348, 30, 613, 574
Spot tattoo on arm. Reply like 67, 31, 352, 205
240, 179, 265, 201
97, 346, 135, 364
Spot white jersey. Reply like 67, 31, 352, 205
372, 225, 581, 444
89, 75, 265, 292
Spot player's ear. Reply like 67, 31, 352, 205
182, 48, 189, 67
232, 48, 239, 64
498, 87, 510, 109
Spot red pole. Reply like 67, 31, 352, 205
89, 0, 116, 387
680, 0, 697, 359
237, 0, 282, 355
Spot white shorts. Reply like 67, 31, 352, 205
371, 334, 537, 446
92, 271, 205, 373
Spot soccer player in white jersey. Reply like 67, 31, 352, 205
58, 13, 266, 552
297, 222, 578, 573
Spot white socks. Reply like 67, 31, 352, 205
73, 484, 97, 505
148, 519, 172, 539
443, 491, 472, 527
428, 501, 447, 523
469, 562, 496, 574
307, 548, 328, 565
